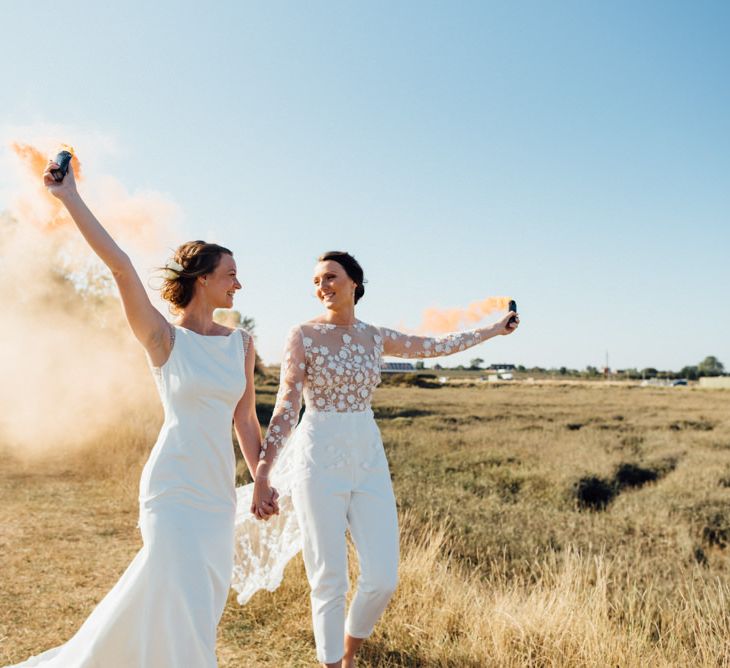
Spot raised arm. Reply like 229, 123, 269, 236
43, 162, 171, 365
251, 327, 306, 519
233, 334, 261, 479
379, 311, 519, 359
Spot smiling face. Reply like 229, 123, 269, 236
200, 252, 241, 308
313, 260, 357, 311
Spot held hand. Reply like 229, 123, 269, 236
269, 486, 280, 513
495, 311, 520, 336
250, 478, 280, 521
255, 484, 280, 520
43, 160, 78, 201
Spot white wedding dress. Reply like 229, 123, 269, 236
8, 325, 250, 668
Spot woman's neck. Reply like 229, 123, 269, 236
320, 305, 356, 326
177, 298, 219, 334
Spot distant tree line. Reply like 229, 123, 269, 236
427, 356, 725, 380
613, 356, 724, 380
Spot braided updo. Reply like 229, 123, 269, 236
160, 240, 233, 312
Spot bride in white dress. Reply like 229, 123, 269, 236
5, 161, 278, 667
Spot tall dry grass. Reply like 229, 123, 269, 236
222, 513, 730, 667
2, 382, 730, 666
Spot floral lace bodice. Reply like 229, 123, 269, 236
258, 320, 484, 463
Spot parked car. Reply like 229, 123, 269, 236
671, 379, 688, 386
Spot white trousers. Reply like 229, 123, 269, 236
291, 409, 399, 664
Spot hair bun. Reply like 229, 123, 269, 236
159, 240, 233, 313
318, 250, 366, 304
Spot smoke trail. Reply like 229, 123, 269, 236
0, 133, 183, 459
418, 296, 511, 334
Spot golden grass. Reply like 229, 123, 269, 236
2, 383, 729, 666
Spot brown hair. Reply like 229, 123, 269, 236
318, 251, 366, 304
160, 240, 233, 312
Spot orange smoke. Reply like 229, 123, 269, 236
1, 133, 182, 458
10, 142, 83, 230
9, 140, 179, 256
419, 296, 512, 333
11, 141, 83, 178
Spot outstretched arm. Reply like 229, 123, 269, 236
380, 311, 519, 359
250, 327, 306, 520
43, 162, 171, 365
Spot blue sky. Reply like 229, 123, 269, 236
1, 1, 728, 369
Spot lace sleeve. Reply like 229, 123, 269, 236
378, 326, 484, 359
259, 327, 306, 465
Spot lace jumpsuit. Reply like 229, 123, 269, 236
233, 320, 484, 665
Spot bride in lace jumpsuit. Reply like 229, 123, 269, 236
235, 251, 519, 667
7, 161, 277, 667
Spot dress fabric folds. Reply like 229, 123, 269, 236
7, 326, 249, 668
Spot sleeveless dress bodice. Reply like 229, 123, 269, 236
141, 326, 247, 514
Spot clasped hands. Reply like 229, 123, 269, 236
251, 476, 280, 521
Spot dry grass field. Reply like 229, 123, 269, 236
2, 381, 729, 666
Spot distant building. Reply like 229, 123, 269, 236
487, 372, 514, 382
381, 362, 415, 374
487, 363, 516, 371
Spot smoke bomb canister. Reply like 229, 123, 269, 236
508, 299, 517, 325
51, 146, 74, 182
